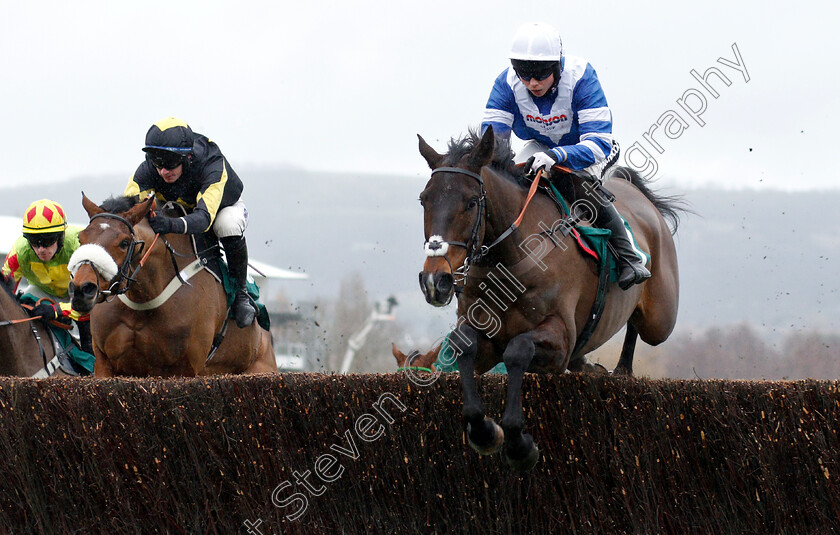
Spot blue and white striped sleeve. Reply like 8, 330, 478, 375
557, 63, 614, 170
481, 70, 516, 138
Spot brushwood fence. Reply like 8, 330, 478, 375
0, 373, 838, 534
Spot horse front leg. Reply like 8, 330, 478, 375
500, 332, 539, 471
453, 323, 503, 455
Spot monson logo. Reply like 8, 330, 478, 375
525, 114, 567, 126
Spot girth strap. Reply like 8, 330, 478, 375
29, 321, 48, 373
32, 354, 63, 378
570, 246, 611, 359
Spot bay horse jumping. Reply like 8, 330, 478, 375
418, 127, 682, 470
67, 193, 276, 377
0, 280, 64, 377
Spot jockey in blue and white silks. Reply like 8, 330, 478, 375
482, 54, 617, 175
481, 22, 649, 290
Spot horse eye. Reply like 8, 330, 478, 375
119, 239, 131, 250
467, 197, 478, 210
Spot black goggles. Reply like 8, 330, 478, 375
148, 151, 185, 170
515, 69, 554, 82
27, 234, 60, 249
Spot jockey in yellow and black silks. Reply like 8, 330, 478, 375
2, 199, 94, 373
125, 117, 256, 328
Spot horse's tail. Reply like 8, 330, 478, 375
609, 166, 691, 235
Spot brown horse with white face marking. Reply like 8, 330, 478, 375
67, 194, 276, 377
418, 128, 681, 470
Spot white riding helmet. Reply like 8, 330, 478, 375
508, 22, 563, 61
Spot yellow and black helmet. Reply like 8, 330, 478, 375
22, 199, 67, 234
142, 117, 194, 155
142, 117, 195, 170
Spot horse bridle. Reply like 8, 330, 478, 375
424, 167, 487, 286
86, 213, 145, 299
423, 166, 520, 289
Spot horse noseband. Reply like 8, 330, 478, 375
424, 235, 450, 257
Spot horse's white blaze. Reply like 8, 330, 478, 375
68, 243, 119, 280
424, 235, 450, 257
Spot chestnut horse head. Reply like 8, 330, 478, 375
68, 193, 155, 313
392, 342, 440, 374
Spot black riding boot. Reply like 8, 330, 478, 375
77, 319, 93, 355
595, 201, 651, 290
221, 236, 256, 328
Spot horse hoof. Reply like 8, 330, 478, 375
504, 439, 540, 472
467, 417, 504, 455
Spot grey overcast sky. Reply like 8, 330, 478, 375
1, 0, 837, 190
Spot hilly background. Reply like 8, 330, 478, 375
2, 168, 838, 348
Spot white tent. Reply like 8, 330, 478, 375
247, 258, 308, 282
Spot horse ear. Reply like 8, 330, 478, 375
418, 344, 441, 369
470, 126, 495, 168
81, 192, 104, 218
125, 195, 156, 225
392, 343, 407, 366
418, 135, 444, 170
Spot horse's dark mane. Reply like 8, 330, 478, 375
98, 195, 182, 218
100, 195, 139, 214
443, 129, 524, 180
608, 167, 691, 234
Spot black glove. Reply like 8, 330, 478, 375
31, 302, 60, 321
148, 214, 182, 235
